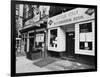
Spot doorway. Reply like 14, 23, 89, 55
24, 38, 27, 52
29, 32, 35, 52
66, 32, 75, 57
29, 37, 34, 52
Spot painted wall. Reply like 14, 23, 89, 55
62, 24, 75, 32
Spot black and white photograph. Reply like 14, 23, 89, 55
11, 0, 97, 76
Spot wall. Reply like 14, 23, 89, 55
58, 27, 66, 51
62, 24, 75, 32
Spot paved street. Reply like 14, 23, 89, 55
16, 56, 94, 73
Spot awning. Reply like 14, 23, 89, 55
19, 15, 48, 33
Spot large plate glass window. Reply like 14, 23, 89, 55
80, 22, 92, 33
50, 29, 57, 48
79, 22, 92, 50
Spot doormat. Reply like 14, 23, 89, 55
33, 57, 56, 67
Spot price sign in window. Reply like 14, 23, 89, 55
80, 42, 92, 50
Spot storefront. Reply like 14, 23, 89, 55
20, 26, 47, 59
47, 8, 95, 57
26, 28, 47, 59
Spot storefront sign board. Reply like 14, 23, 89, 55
48, 8, 95, 28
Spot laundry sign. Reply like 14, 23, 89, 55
36, 34, 44, 42
48, 8, 95, 28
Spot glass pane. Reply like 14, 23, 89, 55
80, 22, 92, 33
80, 42, 84, 49
80, 42, 92, 50
50, 29, 57, 48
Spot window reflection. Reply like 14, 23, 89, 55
80, 42, 92, 50
80, 22, 92, 33
50, 29, 57, 48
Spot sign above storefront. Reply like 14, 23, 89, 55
47, 8, 95, 28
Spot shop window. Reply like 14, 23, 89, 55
80, 22, 92, 33
35, 33, 44, 48
80, 42, 92, 50
35, 42, 43, 48
50, 29, 57, 48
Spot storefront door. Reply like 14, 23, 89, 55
66, 32, 75, 57
29, 37, 34, 52
29, 32, 35, 52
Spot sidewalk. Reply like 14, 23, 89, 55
16, 56, 50, 73
16, 56, 95, 73
44, 59, 94, 71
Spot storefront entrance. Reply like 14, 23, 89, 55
29, 32, 35, 52
66, 32, 75, 57
29, 38, 34, 52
